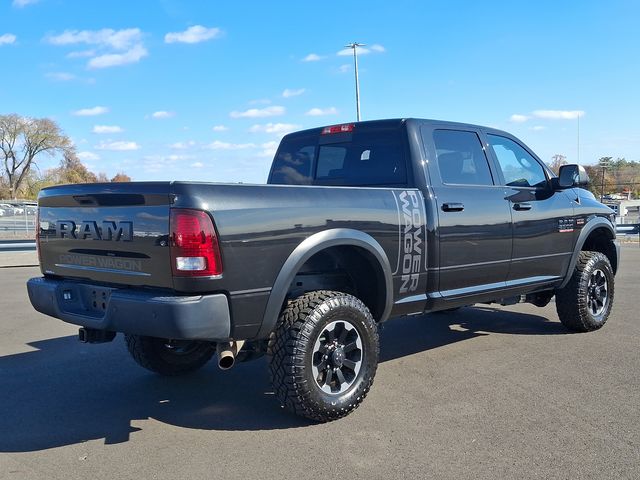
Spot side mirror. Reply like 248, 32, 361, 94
557, 164, 589, 188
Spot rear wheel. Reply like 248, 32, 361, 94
268, 290, 379, 422
556, 251, 615, 332
124, 334, 215, 376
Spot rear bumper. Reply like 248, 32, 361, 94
27, 277, 231, 341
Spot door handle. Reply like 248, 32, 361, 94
513, 202, 532, 211
442, 202, 464, 212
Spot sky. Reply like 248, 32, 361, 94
1, 0, 638, 184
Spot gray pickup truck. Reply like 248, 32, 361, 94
28, 118, 619, 421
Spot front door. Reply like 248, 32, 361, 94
484, 133, 575, 283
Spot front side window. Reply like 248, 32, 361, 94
487, 134, 547, 188
432, 129, 494, 185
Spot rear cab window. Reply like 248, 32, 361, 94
269, 123, 409, 187
431, 129, 494, 185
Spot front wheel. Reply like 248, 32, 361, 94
268, 290, 379, 422
556, 251, 615, 332
124, 335, 216, 376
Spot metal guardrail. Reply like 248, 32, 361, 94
0, 239, 36, 251
616, 224, 640, 236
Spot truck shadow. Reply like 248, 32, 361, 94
0, 307, 566, 451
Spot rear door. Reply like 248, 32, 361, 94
483, 133, 575, 283
38, 182, 173, 288
421, 126, 513, 298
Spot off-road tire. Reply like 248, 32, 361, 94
556, 251, 615, 332
268, 290, 379, 422
125, 334, 215, 376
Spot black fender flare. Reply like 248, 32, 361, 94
558, 217, 617, 289
256, 228, 394, 339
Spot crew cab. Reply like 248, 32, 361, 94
27, 119, 620, 421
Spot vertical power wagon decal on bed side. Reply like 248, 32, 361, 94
394, 190, 425, 294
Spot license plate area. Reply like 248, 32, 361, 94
57, 283, 114, 318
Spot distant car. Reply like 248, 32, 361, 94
0, 203, 19, 215
8, 203, 24, 215
0, 208, 5, 217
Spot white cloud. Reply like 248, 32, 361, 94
532, 110, 585, 120
305, 107, 338, 116
510, 114, 529, 123
73, 106, 109, 116
337, 64, 351, 74
302, 53, 324, 62
531, 125, 546, 131
45, 72, 75, 81
142, 154, 193, 172
47, 28, 142, 50
164, 25, 222, 44
151, 111, 175, 119
96, 140, 140, 151
77, 151, 100, 161
337, 44, 386, 56
92, 125, 123, 134
282, 88, 305, 98
46, 28, 147, 69
0, 34, 17, 46
207, 141, 256, 150
260, 141, 279, 158
191, 162, 204, 168
12, 0, 38, 7
212, 125, 228, 132
249, 123, 300, 134
230, 106, 285, 118
88, 44, 148, 69
170, 141, 196, 150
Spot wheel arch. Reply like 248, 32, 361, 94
559, 217, 618, 289
256, 229, 394, 338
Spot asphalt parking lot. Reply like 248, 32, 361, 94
1, 247, 638, 480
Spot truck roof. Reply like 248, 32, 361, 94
284, 118, 513, 139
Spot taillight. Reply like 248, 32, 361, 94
321, 123, 355, 135
169, 209, 222, 277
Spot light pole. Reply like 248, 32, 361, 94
345, 42, 365, 122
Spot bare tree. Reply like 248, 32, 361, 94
548, 154, 567, 175
0, 114, 72, 198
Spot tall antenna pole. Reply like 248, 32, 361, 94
577, 112, 580, 164
345, 42, 365, 122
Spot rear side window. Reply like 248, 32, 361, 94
269, 126, 407, 186
432, 130, 494, 185
487, 134, 548, 188
269, 137, 316, 185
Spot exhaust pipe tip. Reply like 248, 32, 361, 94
216, 340, 245, 370
218, 354, 236, 370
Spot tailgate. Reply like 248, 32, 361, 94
38, 182, 173, 288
